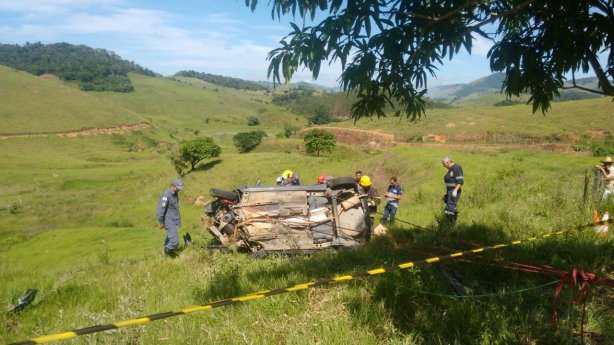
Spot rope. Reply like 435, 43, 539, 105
406, 280, 560, 299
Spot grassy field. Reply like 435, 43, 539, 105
334, 97, 613, 145
1, 66, 613, 344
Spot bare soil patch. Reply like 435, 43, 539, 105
306, 126, 397, 148
0, 122, 151, 140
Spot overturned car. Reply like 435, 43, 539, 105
204, 177, 375, 254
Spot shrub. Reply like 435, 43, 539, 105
304, 128, 336, 156
308, 105, 333, 125
234, 130, 267, 153
247, 116, 260, 126
283, 124, 300, 138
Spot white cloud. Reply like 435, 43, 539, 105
471, 34, 493, 57
0, 1, 344, 86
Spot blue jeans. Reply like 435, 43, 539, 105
382, 203, 398, 224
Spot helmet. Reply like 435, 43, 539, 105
317, 173, 327, 184
276, 176, 284, 184
282, 170, 293, 179
359, 175, 372, 187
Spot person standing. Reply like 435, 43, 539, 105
382, 176, 403, 225
359, 175, 381, 213
442, 157, 464, 223
156, 178, 185, 257
596, 156, 614, 200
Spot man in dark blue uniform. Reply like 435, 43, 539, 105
156, 178, 184, 257
381, 176, 403, 225
442, 157, 464, 223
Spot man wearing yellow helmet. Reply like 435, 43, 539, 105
278, 169, 301, 186
359, 175, 381, 212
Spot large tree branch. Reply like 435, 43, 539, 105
588, 52, 614, 96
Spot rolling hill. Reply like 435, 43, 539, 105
0, 65, 141, 134
428, 73, 603, 106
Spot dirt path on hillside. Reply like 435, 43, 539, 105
307, 126, 397, 149
313, 126, 588, 154
0, 122, 151, 140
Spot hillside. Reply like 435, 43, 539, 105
0, 65, 141, 134
0, 42, 157, 92
328, 97, 613, 149
428, 73, 603, 106
0, 65, 305, 136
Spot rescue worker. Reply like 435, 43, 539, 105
280, 169, 301, 186
596, 156, 614, 200
317, 173, 327, 184
358, 175, 380, 240
156, 178, 184, 257
359, 175, 381, 213
381, 176, 403, 225
355, 170, 363, 183
441, 157, 464, 223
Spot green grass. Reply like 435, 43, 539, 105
0, 66, 141, 134
336, 97, 613, 145
1, 64, 613, 344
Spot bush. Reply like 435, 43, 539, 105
308, 105, 333, 125
234, 130, 267, 153
304, 128, 336, 156
172, 137, 221, 175
283, 124, 300, 138
247, 116, 260, 126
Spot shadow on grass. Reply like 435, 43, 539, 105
194, 159, 222, 172
192, 221, 614, 344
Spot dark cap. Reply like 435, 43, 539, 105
171, 178, 185, 190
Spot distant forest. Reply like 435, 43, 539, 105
272, 87, 452, 123
0, 42, 158, 92
175, 70, 268, 91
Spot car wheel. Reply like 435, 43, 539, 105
209, 188, 239, 201
330, 177, 358, 190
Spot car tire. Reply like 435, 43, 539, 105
330, 177, 358, 190
209, 188, 239, 201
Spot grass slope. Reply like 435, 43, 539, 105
341, 97, 613, 144
0, 66, 141, 134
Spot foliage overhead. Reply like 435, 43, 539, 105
245, 0, 614, 119
175, 70, 268, 91
0, 42, 158, 92
178, 137, 221, 174
303, 128, 336, 156
233, 130, 267, 153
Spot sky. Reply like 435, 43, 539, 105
0, 0, 572, 88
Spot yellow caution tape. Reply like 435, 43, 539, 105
10, 219, 611, 345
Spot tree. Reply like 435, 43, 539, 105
178, 137, 221, 174
245, 0, 614, 119
303, 128, 336, 156
233, 130, 267, 153
308, 105, 333, 125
